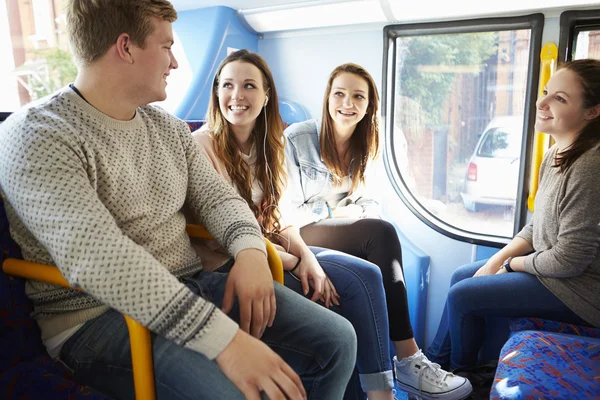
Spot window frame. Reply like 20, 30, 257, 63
559, 9, 600, 62
382, 13, 544, 247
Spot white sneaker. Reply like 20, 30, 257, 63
394, 350, 472, 400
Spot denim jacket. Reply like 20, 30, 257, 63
280, 119, 380, 228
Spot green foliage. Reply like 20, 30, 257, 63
31, 48, 77, 99
396, 32, 498, 127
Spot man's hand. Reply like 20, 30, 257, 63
216, 329, 306, 400
222, 248, 275, 339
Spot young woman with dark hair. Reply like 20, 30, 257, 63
427, 59, 600, 371
281, 63, 472, 400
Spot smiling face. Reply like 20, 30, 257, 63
217, 60, 268, 135
327, 72, 370, 136
535, 68, 594, 138
129, 17, 178, 104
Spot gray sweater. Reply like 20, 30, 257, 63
0, 87, 266, 359
516, 144, 600, 327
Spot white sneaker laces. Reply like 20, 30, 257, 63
417, 357, 449, 393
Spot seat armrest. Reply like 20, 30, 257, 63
2, 258, 156, 400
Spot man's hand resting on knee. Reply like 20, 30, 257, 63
222, 248, 276, 338
216, 329, 307, 400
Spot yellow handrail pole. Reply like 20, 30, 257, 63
3, 259, 70, 288
124, 316, 156, 400
185, 223, 212, 239
186, 223, 284, 284
4, 223, 284, 400
528, 42, 557, 212
265, 239, 284, 285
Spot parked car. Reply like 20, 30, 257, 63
461, 116, 524, 212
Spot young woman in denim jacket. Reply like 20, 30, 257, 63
281, 63, 471, 400
427, 59, 600, 371
192, 49, 399, 400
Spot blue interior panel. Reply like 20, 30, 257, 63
174, 6, 258, 120
475, 244, 500, 261
392, 223, 430, 349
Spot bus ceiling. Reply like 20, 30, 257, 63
170, 0, 600, 34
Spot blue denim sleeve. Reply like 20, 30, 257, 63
280, 137, 329, 228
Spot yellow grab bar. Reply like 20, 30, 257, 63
3, 224, 284, 400
528, 42, 557, 212
186, 223, 284, 284
3, 259, 156, 400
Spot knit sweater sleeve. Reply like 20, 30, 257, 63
183, 127, 266, 257
0, 111, 237, 360
516, 147, 554, 245
524, 147, 600, 278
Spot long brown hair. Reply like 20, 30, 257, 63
320, 63, 380, 191
553, 59, 600, 172
206, 50, 286, 239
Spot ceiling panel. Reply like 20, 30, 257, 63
170, 0, 321, 11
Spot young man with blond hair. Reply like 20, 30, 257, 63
0, 1, 356, 399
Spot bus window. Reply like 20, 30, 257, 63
0, 1, 188, 114
384, 15, 542, 241
0, 0, 75, 112
574, 28, 600, 59
559, 9, 600, 62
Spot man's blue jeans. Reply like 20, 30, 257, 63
285, 247, 393, 398
59, 269, 357, 399
426, 259, 589, 370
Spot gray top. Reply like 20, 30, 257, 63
516, 144, 600, 327
0, 87, 266, 359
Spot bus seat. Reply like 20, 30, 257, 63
186, 120, 205, 132
490, 317, 600, 399
279, 99, 310, 127
0, 198, 111, 399
1, 198, 283, 400
389, 223, 430, 350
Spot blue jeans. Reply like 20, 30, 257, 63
284, 247, 393, 398
59, 269, 357, 400
427, 259, 589, 370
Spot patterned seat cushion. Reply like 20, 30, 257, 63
1, 198, 110, 399
185, 120, 205, 133
509, 317, 600, 338
490, 318, 600, 399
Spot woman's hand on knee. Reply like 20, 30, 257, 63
292, 254, 328, 303
216, 329, 307, 400
474, 259, 502, 277
322, 277, 340, 308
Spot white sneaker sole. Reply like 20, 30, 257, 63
395, 379, 473, 400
